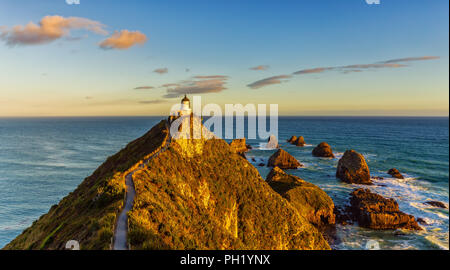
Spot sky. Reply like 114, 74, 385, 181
0, 0, 448, 116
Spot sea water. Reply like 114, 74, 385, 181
0, 116, 448, 249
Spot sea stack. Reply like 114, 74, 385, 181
336, 150, 371, 184
266, 135, 279, 149
350, 189, 421, 230
287, 135, 306, 147
387, 168, 404, 179
294, 136, 306, 147
268, 149, 302, 169
287, 136, 297, 143
312, 142, 335, 158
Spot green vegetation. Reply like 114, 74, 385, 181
4, 120, 168, 250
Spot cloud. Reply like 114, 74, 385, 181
341, 63, 406, 69
134, 86, 154, 90
193, 75, 227, 79
99, 30, 147, 50
0, 15, 107, 46
247, 55, 439, 89
247, 75, 291, 89
293, 67, 333, 75
382, 56, 440, 63
163, 75, 228, 98
161, 83, 179, 88
153, 68, 168, 74
291, 56, 439, 77
250, 65, 269, 71
139, 99, 167, 104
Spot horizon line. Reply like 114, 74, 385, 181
0, 115, 448, 118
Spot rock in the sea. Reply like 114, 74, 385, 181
336, 150, 371, 184
266, 167, 335, 227
387, 168, 404, 179
416, 218, 428, 225
287, 136, 297, 143
312, 142, 335, 158
229, 138, 250, 155
287, 135, 306, 146
349, 188, 421, 230
424, 201, 448, 209
294, 136, 306, 147
266, 135, 279, 149
268, 149, 302, 169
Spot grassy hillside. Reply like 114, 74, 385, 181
4, 120, 168, 250
4, 119, 330, 250
128, 138, 330, 250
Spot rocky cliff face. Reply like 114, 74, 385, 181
4, 119, 330, 250
266, 167, 335, 227
268, 149, 302, 169
128, 134, 329, 250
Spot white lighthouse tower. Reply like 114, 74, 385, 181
179, 94, 192, 116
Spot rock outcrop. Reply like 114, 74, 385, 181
349, 189, 421, 230
268, 149, 302, 169
294, 136, 306, 147
424, 201, 448, 209
336, 150, 371, 184
266, 167, 335, 227
229, 138, 250, 156
287, 136, 297, 143
266, 135, 279, 149
387, 168, 404, 179
312, 142, 335, 158
287, 136, 305, 146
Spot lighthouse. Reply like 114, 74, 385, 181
180, 94, 191, 116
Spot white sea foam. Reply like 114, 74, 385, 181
425, 235, 449, 250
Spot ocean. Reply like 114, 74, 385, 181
0, 116, 448, 250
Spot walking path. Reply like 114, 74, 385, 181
113, 124, 171, 250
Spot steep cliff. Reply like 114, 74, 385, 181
4, 119, 330, 250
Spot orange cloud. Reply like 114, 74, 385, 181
99, 30, 147, 50
250, 65, 269, 71
153, 68, 168, 74
163, 75, 228, 98
247, 75, 291, 89
0, 15, 107, 46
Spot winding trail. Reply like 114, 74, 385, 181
113, 124, 171, 250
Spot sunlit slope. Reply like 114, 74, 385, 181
4, 120, 168, 250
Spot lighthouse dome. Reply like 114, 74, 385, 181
181, 94, 190, 103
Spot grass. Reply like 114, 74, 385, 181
4, 120, 168, 250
